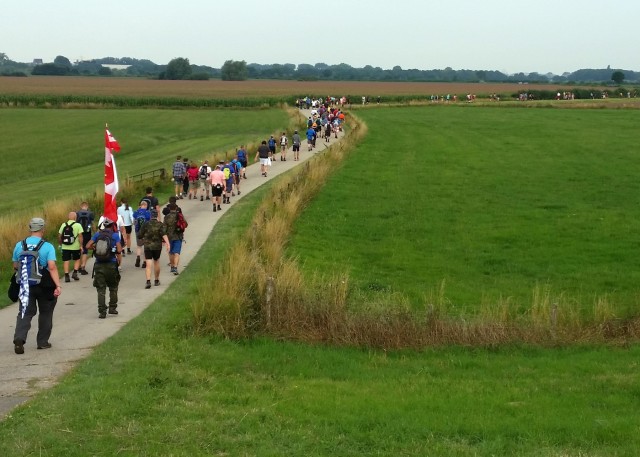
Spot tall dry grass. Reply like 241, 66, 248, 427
191, 113, 640, 349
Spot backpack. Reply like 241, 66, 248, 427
94, 230, 114, 262
176, 211, 188, 233
17, 239, 45, 286
77, 211, 91, 232
237, 150, 246, 161
223, 166, 231, 180
61, 222, 77, 245
199, 165, 208, 180
268, 138, 276, 148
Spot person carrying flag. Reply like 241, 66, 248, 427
12, 217, 62, 354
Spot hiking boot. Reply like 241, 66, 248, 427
238, 191, 241, 195
14, 341, 24, 355
108, 307, 118, 315
127, 248, 132, 254
145, 281, 151, 289
200, 196, 203, 201
71, 271, 79, 281
154, 279, 160, 286
213, 204, 217, 212
37, 342, 52, 350
64, 274, 70, 283
79, 268, 89, 275
135, 257, 140, 268
217, 205, 222, 211
99, 312, 106, 319
173, 269, 179, 276
141, 261, 147, 269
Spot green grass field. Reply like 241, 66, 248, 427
0, 108, 288, 215
288, 106, 640, 314
0, 170, 638, 457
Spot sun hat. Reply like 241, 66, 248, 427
29, 217, 45, 232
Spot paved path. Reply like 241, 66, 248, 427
0, 111, 344, 419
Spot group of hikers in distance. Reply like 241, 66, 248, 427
9, 104, 345, 355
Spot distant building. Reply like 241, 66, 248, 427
32, 58, 43, 66
101, 64, 131, 71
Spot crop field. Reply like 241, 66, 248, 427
288, 105, 640, 314
0, 75, 586, 99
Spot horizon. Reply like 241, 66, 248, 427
2, 0, 638, 76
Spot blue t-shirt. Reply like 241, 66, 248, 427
13, 236, 56, 269
132, 208, 151, 233
306, 128, 315, 140
237, 149, 247, 161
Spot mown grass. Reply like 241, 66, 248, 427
288, 106, 640, 315
1, 166, 639, 456
0, 107, 290, 295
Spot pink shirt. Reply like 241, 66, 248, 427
209, 169, 225, 187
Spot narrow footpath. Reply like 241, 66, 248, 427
0, 110, 345, 419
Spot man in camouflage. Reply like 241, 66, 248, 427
138, 209, 169, 289
85, 218, 122, 319
163, 203, 186, 275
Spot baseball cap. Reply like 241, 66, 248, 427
29, 217, 45, 232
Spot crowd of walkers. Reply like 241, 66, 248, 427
9, 105, 346, 354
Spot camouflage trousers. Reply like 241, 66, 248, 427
93, 262, 121, 313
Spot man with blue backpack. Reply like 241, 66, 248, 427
11, 217, 62, 354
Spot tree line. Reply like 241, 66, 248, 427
0, 52, 637, 84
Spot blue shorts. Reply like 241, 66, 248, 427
169, 239, 182, 254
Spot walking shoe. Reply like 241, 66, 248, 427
14, 341, 24, 355
173, 269, 179, 276
71, 271, 79, 281
141, 261, 147, 269
135, 257, 140, 268
217, 205, 222, 211
64, 274, 70, 283
99, 312, 106, 319
79, 268, 89, 275
108, 307, 118, 315
37, 342, 52, 350
200, 196, 204, 201
213, 204, 217, 212
127, 248, 132, 254
154, 279, 160, 286
145, 280, 151, 289
238, 191, 241, 195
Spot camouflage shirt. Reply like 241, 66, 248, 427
163, 211, 183, 241
138, 219, 166, 250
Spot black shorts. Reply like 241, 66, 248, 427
124, 225, 132, 234
212, 184, 223, 197
61, 249, 81, 261
293, 144, 300, 152
269, 145, 276, 154
144, 249, 162, 261
239, 159, 248, 168
81, 231, 91, 253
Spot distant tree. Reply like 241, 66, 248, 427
54, 55, 72, 68
0, 52, 8, 65
611, 70, 625, 84
221, 60, 247, 81
31, 63, 70, 76
165, 57, 192, 80
98, 66, 112, 76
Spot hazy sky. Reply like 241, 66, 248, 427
2, 0, 637, 75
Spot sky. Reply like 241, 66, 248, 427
2, 0, 638, 75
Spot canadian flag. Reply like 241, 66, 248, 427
104, 128, 121, 222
